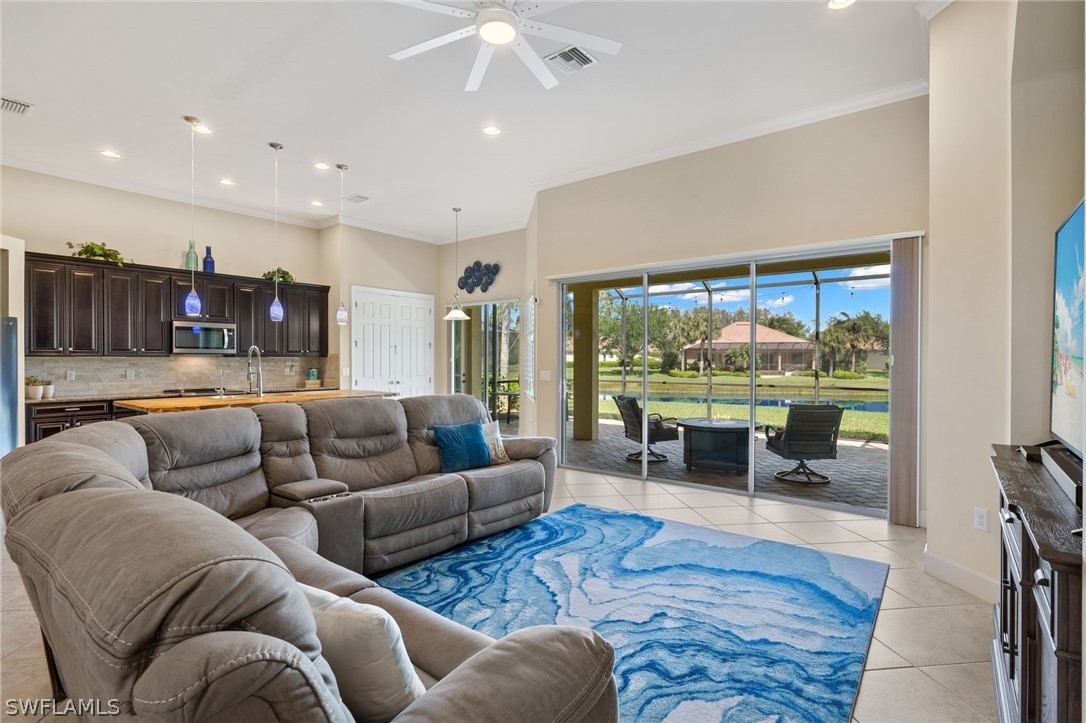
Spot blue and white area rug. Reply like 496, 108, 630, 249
378, 504, 888, 722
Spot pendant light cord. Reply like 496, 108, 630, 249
190, 124, 196, 290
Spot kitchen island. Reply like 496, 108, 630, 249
115, 389, 394, 414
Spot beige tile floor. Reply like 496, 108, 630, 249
0, 468, 996, 722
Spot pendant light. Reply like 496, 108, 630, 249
443, 207, 470, 322
183, 116, 202, 316
268, 142, 285, 322
335, 163, 349, 326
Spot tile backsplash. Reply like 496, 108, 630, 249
25, 354, 339, 397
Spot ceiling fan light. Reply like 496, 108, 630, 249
476, 8, 518, 45
827, 0, 856, 9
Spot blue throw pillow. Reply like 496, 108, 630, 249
433, 420, 491, 473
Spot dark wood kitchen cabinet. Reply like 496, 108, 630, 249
990, 446, 1081, 723
283, 287, 328, 357
236, 282, 285, 356
104, 270, 170, 356
26, 259, 102, 356
171, 276, 234, 323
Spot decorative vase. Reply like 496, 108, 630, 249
203, 245, 215, 273
184, 240, 199, 271
42, 384, 55, 399
25, 385, 43, 400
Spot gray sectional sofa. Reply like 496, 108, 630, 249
0, 394, 617, 722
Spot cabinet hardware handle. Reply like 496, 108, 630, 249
140, 348, 145, 352
131, 348, 137, 352
68, 347, 73, 352
63, 423, 70, 429
74, 421, 81, 427
63, 407, 80, 412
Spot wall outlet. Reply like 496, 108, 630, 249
973, 507, 988, 532
125, 369, 135, 380
342, 367, 350, 377
539, 370, 551, 381
66, 370, 75, 381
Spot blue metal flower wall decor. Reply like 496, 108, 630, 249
457, 260, 500, 294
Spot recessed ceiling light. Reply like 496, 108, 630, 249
827, 0, 856, 9
482, 126, 501, 136
218, 178, 235, 186
310, 200, 324, 207
99, 149, 121, 159
313, 162, 330, 170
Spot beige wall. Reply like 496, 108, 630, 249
1, 166, 325, 284
925, 0, 1016, 598
530, 96, 930, 455
435, 229, 528, 396
1010, 0, 1085, 442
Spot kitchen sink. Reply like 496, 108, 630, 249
162, 388, 253, 397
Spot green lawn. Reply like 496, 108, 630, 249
593, 401, 888, 442
579, 369, 889, 391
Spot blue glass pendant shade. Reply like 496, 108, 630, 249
184, 286, 202, 316
269, 296, 284, 322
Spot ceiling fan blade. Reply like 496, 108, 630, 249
510, 37, 558, 89
385, 0, 477, 20
519, 19, 622, 55
465, 44, 495, 91
390, 25, 477, 60
516, 1, 583, 20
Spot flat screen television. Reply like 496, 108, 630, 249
1051, 199, 1085, 457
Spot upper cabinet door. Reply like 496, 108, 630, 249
65, 266, 103, 356
103, 269, 138, 356
203, 279, 235, 323
260, 285, 285, 356
26, 261, 65, 355
305, 289, 328, 358
282, 287, 307, 356
235, 283, 263, 356
139, 274, 171, 356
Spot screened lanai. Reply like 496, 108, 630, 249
559, 243, 920, 520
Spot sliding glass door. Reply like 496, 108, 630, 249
450, 301, 521, 436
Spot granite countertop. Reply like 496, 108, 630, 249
26, 387, 341, 405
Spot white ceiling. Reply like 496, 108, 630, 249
1, 1, 932, 243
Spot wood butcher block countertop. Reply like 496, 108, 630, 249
114, 389, 395, 413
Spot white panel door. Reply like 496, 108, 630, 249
351, 287, 433, 397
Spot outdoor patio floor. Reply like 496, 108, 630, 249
563, 420, 889, 512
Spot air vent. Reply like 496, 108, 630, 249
545, 46, 597, 75
343, 194, 369, 204
1, 97, 32, 115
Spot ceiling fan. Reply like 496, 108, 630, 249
387, 0, 622, 91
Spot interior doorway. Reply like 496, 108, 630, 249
450, 300, 521, 436
351, 286, 434, 397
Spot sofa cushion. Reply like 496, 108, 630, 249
400, 395, 490, 475
235, 507, 319, 551
432, 421, 490, 473
4, 488, 337, 709
41, 420, 151, 484
457, 460, 545, 511
255, 403, 319, 490
300, 584, 426, 723
304, 398, 418, 490
481, 421, 510, 465
262, 537, 377, 598
126, 408, 268, 520
358, 474, 468, 539
0, 441, 147, 519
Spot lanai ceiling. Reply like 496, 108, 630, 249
1, 1, 934, 243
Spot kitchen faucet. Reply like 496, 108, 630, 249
246, 345, 264, 397
216, 369, 226, 398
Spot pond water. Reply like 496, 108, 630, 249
599, 392, 889, 413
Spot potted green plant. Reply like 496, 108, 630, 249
40, 378, 55, 399
25, 375, 44, 400
261, 267, 295, 283
66, 241, 128, 267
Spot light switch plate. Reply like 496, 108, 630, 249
342, 367, 350, 377
125, 369, 135, 380
66, 370, 75, 381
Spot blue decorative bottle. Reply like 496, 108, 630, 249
202, 245, 215, 273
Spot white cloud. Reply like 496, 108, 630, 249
765, 295, 794, 309
649, 282, 699, 294
1056, 290, 1080, 356
837, 264, 890, 291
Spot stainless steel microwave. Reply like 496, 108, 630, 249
172, 321, 237, 355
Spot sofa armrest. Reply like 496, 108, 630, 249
131, 631, 351, 722
393, 625, 616, 723
273, 479, 349, 502
271, 492, 365, 573
502, 436, 556, 460
262, 536, 378, 599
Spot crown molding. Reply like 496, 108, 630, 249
324, 215, 436, 244
531, 79, 930, 192
1, 155, 320, 229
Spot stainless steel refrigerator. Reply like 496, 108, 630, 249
1, 318, 17, 455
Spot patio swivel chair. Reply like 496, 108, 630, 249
764, 404, 844, 484
614, 394, 679, 462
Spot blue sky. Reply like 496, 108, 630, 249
1054, 202, 1084, 358
632, 265, 891, 333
